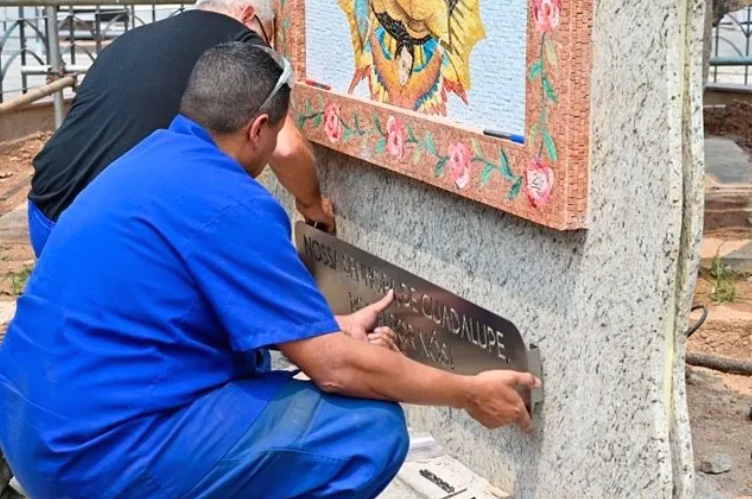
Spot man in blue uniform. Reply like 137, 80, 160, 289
0, 43, 540, 499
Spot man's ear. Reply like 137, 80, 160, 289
248, 113, 270, 146
238, 4, 257, 25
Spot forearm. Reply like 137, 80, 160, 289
283, 333, 471, 409
329, 340, 470, 408
335, 315, 351, 334
269, 117, 322, 207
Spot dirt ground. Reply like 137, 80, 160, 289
705, 102, 752, 156
692, 274, 752, 353
0, 135, 41, 300
687, 246, 752, 498
687, 365, 752, 499
688, 270, 752, 499
0, 134, 47, 217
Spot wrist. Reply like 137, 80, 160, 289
335, 315, 352, 335
449, 374, 476, 410
296, 193, 323, 210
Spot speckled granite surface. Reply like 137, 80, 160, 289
670, 0, 707, 497
262, 0, 705, 496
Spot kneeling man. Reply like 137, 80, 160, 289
0, 43, 539, 499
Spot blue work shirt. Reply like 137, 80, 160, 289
0, 115, 340, 499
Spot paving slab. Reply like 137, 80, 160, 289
379, 433, 512, 499
0, 203, 28, 246
704, 137, 752, 233
705, 137, 752, 187
700, 237, 752, 274
0, 302, 16, 326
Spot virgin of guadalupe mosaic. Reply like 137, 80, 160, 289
338, 0, 486, 115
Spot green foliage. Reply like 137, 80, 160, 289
5, 265, 33, 296
507, 176, 523, 200
709, 251, 739, 304
529, 61, 543, 80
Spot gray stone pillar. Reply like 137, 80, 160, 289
264, 0, 707, 496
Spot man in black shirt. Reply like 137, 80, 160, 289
28, 0, 334, 257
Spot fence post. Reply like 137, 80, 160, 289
18, 6, 28, 95
44, 4, 64, 128
746, 7, 751, 85
68, 4, 76, 65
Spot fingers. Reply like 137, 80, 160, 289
469, 371, 538, 432
368, 328, 400, 352
310, 217, 335, 234
311, 221, 333, 233
297, 197, 337, 234
320, 199, 336, 234
322, 198, 335, 216
509, 371, 541, 389
345, 327, 369, 342
506, 372, 537, 432
373, 326, 396, 341
368, 336, 395, 351
368, 290, 395, 314
517, 402, 533, 433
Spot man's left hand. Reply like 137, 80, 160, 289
339, 291, 400, 352
345, 290, 393, 340
297, 197, 336, 234
367, 327, 400, 352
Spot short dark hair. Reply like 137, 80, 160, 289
180, 42, 290, 134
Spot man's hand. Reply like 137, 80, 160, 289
463, 371, 541, 432
339, 291, 399, 352
367, 327, 400, 352
297, 197, 336, 234
279, 332, 540, 432
270, 117, 336, 233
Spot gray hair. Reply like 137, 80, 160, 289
195, 0, 274, 22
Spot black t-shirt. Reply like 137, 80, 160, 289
30, 10, 264, 221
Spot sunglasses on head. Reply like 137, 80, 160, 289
252, 14, 272, 46
253, 45, 294, 117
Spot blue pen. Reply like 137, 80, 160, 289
482, 129, 525, 145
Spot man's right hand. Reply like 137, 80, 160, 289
279, 332, 541, 434
463, 371, 541, 432
297, 197, 336, 234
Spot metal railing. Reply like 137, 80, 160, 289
709, 6, 752, 87
0, 0, 187, 127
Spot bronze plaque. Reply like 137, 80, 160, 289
295, 223, 544, 410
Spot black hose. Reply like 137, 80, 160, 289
686, 352, 752, 376
685, 305, 708, 338
684, 305, 752, 375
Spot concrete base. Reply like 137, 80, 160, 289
0, 204, 30, 246
704, 188, 752, 233
702, 132, 752, 307
704, 83, 752, 106
700, 237, 752, 274
381, 456, 512, 499
379, 434, 512, 499
0, 100, 71, 143
704, 137, 752, 186
703, 137, 752, 233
